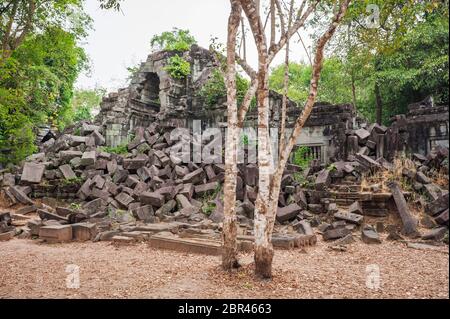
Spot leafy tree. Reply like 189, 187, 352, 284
150, 28, 197, 52
68, 88, 106, 123
164, 54, 191, 79
269, 58, 353, 105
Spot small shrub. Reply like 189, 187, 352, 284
101, 144, 129, 155
151, 29, 197, 52
164, 55, 191, 79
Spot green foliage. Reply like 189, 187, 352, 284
150, 28, 197, 52
62, 176, 84, 186
269, 58, 353, 105
101, 144, 129, 155
202, 202, 216, 216
200, 69, 256, 108
292, 146, 314, 186
0, 12, 89, 164
67, 88, 105, 124
164, 55, 191, 79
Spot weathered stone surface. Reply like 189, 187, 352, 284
323, 227, 351, 241
176, 194, 193, 209
39, 225, 72, 243
422, 227, 447, 241
81, 151, 96, 166
0, 231, 15, 241
334, 211, 363, 225
361, 226, 381, 244
21, 162, 45, 184
348, 201, 363, 215
132, 205, 154, 222
113, 169, 129, 184
140, 191, 165, 208
59, 164, 77, 180
435, 209, 449, 225
355, 154, 381, 169
72, 223, 98, 241
426, 193, 449, 216
315, 169, 331, 191
388, 181, 419, 237
194, 182, 219, 197
355, 128, 370, 143
416, 172, 431, 184
182, 168, 205, 185
123, 158, 147, 170
9, 186, 33, 205
60, 150, 83, 162
115, 192, 134, 208
91, 130, 106, 146
276, 204, 302, 223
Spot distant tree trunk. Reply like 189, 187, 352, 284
375, 82, 383, 124
222, 0, 242, 271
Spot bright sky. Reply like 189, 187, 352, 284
76, 0, 313, 91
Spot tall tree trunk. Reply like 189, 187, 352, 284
254, 63, 274, 279
375, 82, 383, 124
222, 0, 242, 271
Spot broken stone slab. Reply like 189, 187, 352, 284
388, 181, 420, 238
113, 169, 129, 184
323, 228, 351, 241
21, 162, 45, 184
407, 242, 446, 252
83, 198, 103, 215
81, 151, 97, 166
91, 130, 106, 146
60, 150, 83, 162
435, 209, 449, 225
115, 192, 135, 209
137, 167, 152, 182
355, 154, 381, 170
354, 128, 371, 143
140, 191, 165, 208
123, 158, 147, 170
426, 193, 449, 216
315, 169, 331, 191
176, 194, 193, 210
276, 204, 302, 223
37, 209, 67, 222
423, 184, 443, 201
416, 172, 431, 184
0, 231, 15, 241
182, 168, 205, 185
334, 211, 364, 225
55, 207, 75, 217
348, 201, 363, 215
194, 182, 219, 197
39, 225, 72, 243
59, 164, 77, 180
16, 204, 40, 215
422, 227, 448, 241
361, 226, 381, 244
148, 233, 222, 256
72, 223, 98, 241
132, 205, 154, 222
8, 186, 34, 205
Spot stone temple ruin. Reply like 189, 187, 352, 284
0, 45, 448, 251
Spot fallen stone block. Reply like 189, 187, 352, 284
0, 231, 15, 241
355, 128, 370, 143
334, 211, 363, 225
140, 191, 165, 208
422, 227, 447, 241
60, 150, 83, 162
37, 209, 67, 222
182, 168, 205, 185
39, 225, 72, 243
426, 193, 449, 216
115, 192, 135, 209
59, 164, 77, 180
323, 228, 351, 241
348, 201, 363, 215
113, 169, 129, 184
123, 158, 147, 170
276, 204, 302, 223
195, 182, 219, 197
91, 130, 106, 146
21, 162, 45, 184
9, 186, 33, 205
361, 226, 381, 244
81, 151, 96, 166
16, 205, 39, 215
416, 172, 431, 184
72, 223, 98, 241
435, 209, 449, 225
148, 233, 222, 256
132, 205, 154, 222
315, 169, 331, 191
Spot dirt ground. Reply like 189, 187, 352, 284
0, 237, 448, 299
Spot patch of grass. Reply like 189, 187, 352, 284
62, 177, 84, 186
101, 144, 129, 155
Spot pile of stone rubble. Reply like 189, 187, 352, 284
0, 120, 448, 251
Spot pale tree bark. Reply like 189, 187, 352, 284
239, 0, 320, 279
268, 0, 352, 242
222, 0, 243, 271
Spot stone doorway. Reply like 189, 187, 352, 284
141, 72, 161, 107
